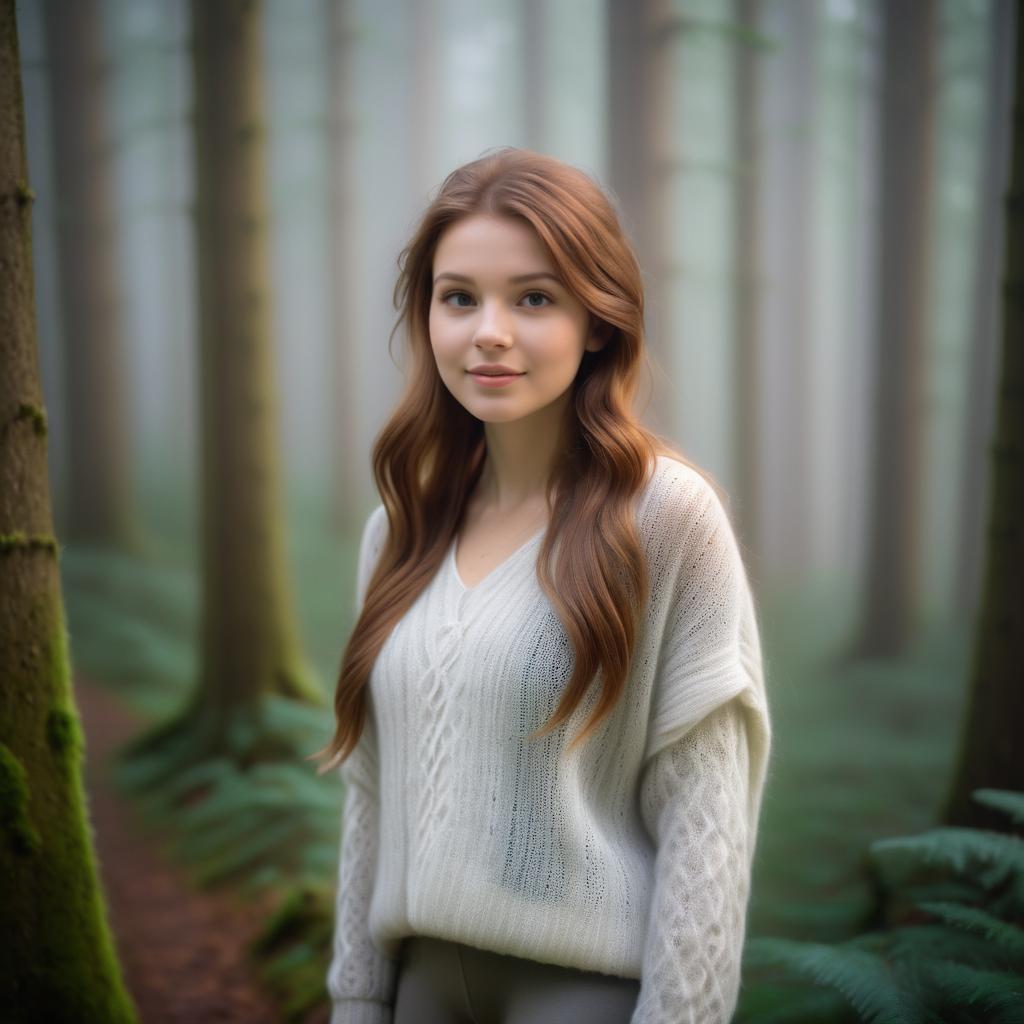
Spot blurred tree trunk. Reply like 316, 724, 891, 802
326, 0, 361, 537
850, 0, 937, 658
732, 0, 765, 565
778, 0, 818, 582
521, 0, 545, 152
607, 0, 662, 424
607, 0, 655, 269
941, 0, 1023, 834
0, 2, 136, 1018
190, 0, 321, 718
41, 0, 137, 549
955, 0, 1016, 619
127, 0, 321, 773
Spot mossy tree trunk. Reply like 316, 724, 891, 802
0, 2, 137, 1019
125, 0, 322, 774
41, 0, 137, 549
941, 1, 1023, 835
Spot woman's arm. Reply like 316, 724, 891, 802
631, 697, 752, 1024
327, 739, 397, 1024
629, 469, 771, 1023
326, 504, 397, 1023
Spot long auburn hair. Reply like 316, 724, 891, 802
309, 146, 718, 775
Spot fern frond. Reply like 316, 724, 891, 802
146, 757, 236, 811
194, 815, 304, 886
915, 901, 1024, 964
869, 828, 1024, 900
742, 937, 926, 1023
972, 789, 1024, 826
914, 958, 1024, 1022
885, 923, 1021, 971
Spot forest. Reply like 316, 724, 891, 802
0, 0, 1021, 1022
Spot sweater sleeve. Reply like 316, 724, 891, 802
629, 470, 772, 1022
631, 697, 752, 1024
643, 476, 770, 790
327, 504, 398, 1024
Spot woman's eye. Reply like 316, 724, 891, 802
439, 290, 552, 309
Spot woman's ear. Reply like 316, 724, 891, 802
586, 317, 614, 353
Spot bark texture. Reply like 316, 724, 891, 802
0, 1, 137, 1017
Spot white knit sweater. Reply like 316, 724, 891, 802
327, 455, 772, 1024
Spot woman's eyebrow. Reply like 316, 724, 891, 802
433, 271, 563, 286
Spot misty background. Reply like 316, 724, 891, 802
7, 0, 1018, 1019
18, 0, 1009, 625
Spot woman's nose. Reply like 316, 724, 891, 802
473, 301, 514, 344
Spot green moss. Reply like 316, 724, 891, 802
15, 401, 47, 436
0, 743, 42, 855
14, 178, 35, 207
0, 531, 58, 556
46, 708, 82, 768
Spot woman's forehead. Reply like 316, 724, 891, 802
433, 215, 558, 278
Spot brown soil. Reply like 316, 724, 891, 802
75, 672, 316, 1024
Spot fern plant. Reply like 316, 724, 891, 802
741, 788, 1024, 1024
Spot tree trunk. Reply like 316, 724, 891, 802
521, 0, 546, 152
607, 0, 661, 415
0, 1, 137, 1017
41, 0, 137, 549
850, 0, 937, 658
127, 0, 322, 773
941, 0, 1023, 834
954, 0, 1016, 619
192, 0, 321, 720
732, 0, 765, 566
326, 0, 362, 538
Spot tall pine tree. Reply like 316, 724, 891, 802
124, 0, 320, 778
0, 1, 136, 1018
942, 0, 1023, 834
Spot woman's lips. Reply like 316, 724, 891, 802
468, 371, 524, 388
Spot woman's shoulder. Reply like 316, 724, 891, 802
639, 454, 731, 532
363, 501, 388, 542
632, 453, 747, 583
356, 502, 389, 592
646, 452, 753, 588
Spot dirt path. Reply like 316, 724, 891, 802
75, 672, 295, 1024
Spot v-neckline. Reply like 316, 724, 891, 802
449, 524, 546, 593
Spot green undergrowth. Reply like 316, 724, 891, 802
738, 789, 1024, 1023
112, 717, 342, 894
61, 543, 198, 720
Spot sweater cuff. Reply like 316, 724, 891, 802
329, 998, 393, 1024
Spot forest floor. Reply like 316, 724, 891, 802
75, 671, 312, 1024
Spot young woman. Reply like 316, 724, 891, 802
314, 147, 773, 1024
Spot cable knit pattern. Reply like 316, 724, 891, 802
416, 615, 470, 867
632, 698, 752, 1024
326, 455, 772, 1022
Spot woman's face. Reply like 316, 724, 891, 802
428, 213, 603, 424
